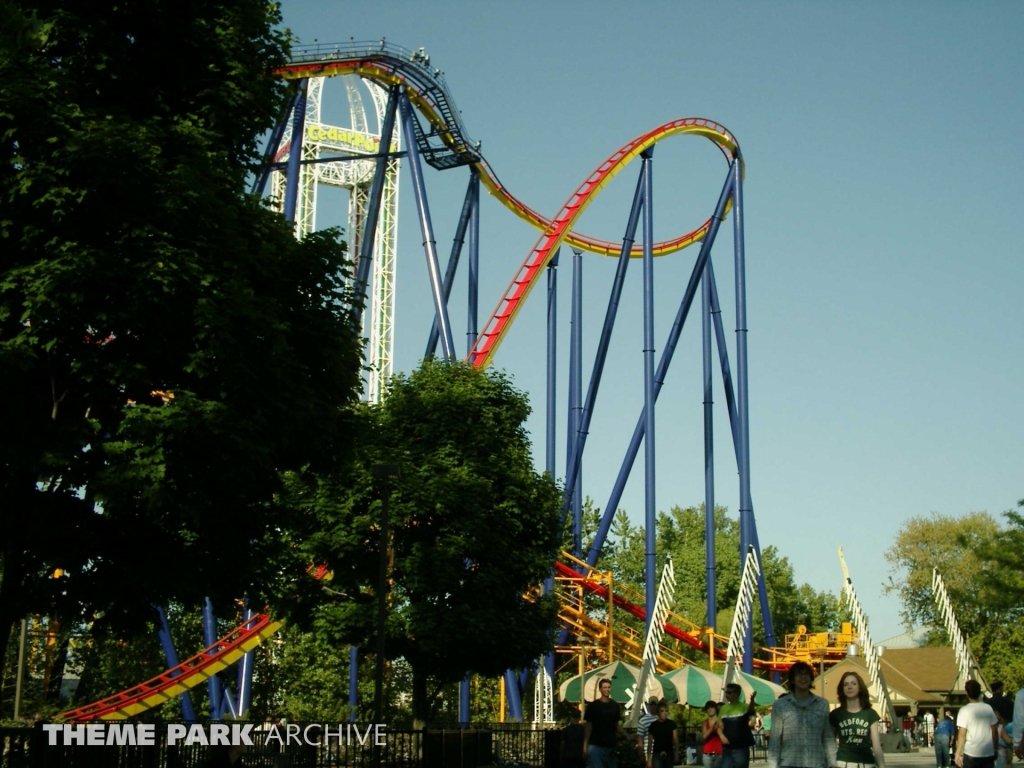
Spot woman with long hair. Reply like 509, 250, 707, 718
829, 671, 886, 768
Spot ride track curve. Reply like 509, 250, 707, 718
59, 614, 282, 722
275, 41, 744, 368
57, 46, 751, 724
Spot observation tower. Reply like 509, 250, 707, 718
271, 75, 401, 403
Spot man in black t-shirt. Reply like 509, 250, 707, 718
584, 679, 629, 768
646, 704, 679, 768
987, 682, 1014, 724
562, 707, 587, 768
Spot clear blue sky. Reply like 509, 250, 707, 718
278, 1, 1024, 643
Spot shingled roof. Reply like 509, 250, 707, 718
817, 646, 961, 711
882, 647, 961, 694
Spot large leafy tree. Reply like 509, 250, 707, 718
884, 507, 1024, 688
285, 360, 562, 723
0, 0, 363, 680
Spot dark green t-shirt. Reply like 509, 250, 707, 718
829, 706, 880, 764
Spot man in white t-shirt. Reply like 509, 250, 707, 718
956, 680, 999, 768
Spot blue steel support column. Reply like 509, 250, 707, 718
707, 263, 777, 653
585, 168, 734, 567
504, 670, 524, 721
467, 170, 480, 355
155, 607, 197, 721
731, 157, 755, 673
252, 81, 304, 197
703, 261, 717, 634
236, 606, 255, 716
348, 645, 358, 721
202, 598, 223, 720
400, 92, 457, 360
355, 86, 399, 297
282, 79, 309, 225
547, 249, 560, 478
563, 165, 646, 515
570, 248, 584, 557
460, 676, 470, 724
426, 172, 477, 357
640, 148, 656, 630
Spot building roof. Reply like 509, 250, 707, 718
819, 656, 943, 709
878, 626, 931, 650
881, 647, 960, 694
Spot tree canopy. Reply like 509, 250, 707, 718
581, 502, 847, 656
884, 504, 1024, 689
0, 0, 364, 676
282, 360, 563, 722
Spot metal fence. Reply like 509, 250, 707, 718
1, 724, 764, 768
0, 724, 555, 768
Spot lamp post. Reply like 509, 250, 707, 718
372, 464, 401, 723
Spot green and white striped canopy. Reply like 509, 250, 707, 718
558, 660, 677, 704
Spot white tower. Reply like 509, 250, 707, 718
273, 76, 401, 403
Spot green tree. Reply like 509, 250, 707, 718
974, 501, 1024, 613
599, 505, 844, 650
284, 361, 562, 723
885, 507, 1024, 689
883, 511, 1002, 634
0, 0, 364, 686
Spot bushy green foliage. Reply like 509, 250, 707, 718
0, 0, 364, 694
280, 360, 562, 722
885, 504, 1024, 689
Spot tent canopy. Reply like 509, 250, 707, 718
558, 661, 677, 704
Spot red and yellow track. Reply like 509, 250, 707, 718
275, 49, 742, 367
59, 614, 281, 722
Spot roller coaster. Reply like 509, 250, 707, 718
59, 40, 856, 723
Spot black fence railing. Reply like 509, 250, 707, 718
0, 724, 766, 768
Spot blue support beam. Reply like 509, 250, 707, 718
467, 170, 480, 356
399, 91, 457, 361
460, 676, 470, 724
563, 164, 646, 520
640, 148, 656, 629
570, 248, 584, 557
252, 81, 305, 198
700, 262, 716, 634
154, 606, 196, 721
547, 249, 559, 478
503, 670, 523, 721
426, 171, 477, 357
707, 262, 777, 652
349, 645, 358, 721
585, 167, 735, 567
730, 158, 755, 673
354, 86, 400, 298
236, 606, 255, 717
202, 598, 223, 720
282, 79, 309, 225
703, 259, 717, 634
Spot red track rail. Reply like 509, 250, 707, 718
59, 613, 281, 722
554, 561, 726, 659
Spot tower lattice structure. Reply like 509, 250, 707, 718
272, 76, 401, 403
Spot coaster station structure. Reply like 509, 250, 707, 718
58, 40, 857, 723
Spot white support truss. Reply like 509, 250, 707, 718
627, 557, 676, 726
838, 547, 897, 726
532, 660, 555, 725
719, 546, 761, 697
931, 568, 986, 691
271, 76, 400, 404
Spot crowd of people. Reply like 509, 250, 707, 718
562, 667, 1024, 768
